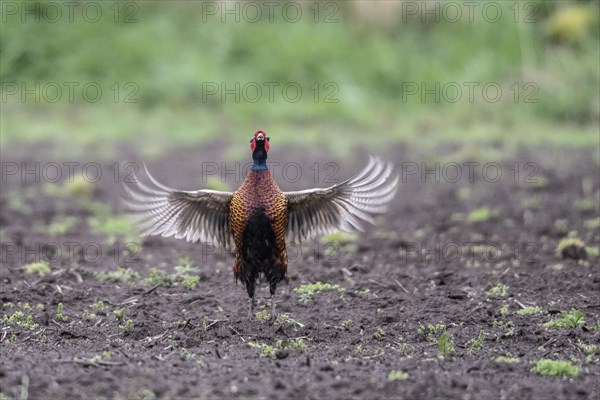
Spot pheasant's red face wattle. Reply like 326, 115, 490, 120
250, 130, 270, 153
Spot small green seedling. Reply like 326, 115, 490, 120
585, 246, 599, 257
387, 370, 409, 382
6, 188, 34, 213
577, 340, 599, 364
80, 310, 98, 320
248, 338, 306, 358
89, 351, 112, 364
90, 301, 106, 311
355, 345, 385, 357
175, 256, 196, 274
181, 275, 200, 290
573, 198, 597, 211
24, 261, 51, 276
82, 201, 112, 216
583, 217, 600, 230
492, 320, 515, 337
494, 356, 520, 364
487, 283, 509, 298
142, 267, 173, 287
248, 342, 275, 358
467, 330, 485, 355
179, 347, 193, 359
42, 216, 77, 235
276, 338, 307, 352
467, 206, 496, 223
293, 281, 345, 303
198, 315, 209, 331
65, 175, 95, 198
517, 306, 543, 315
88, 214, 139, 243
373, 328, 386, 340
96, 267, 140, 283
320, 231, 359, 254
543, 309, 585, 329
2, 311, 38, 329
119, 319, 134, 331
254, 310, 271, 322
274, 313, 297, 326
531, 359, 579, 377
140, 259, 201, 290
55, 303, 68, 322
320, 231, 359, 245
418, 322, 447, 342
114, 308, 125, 320
437, 331, 455, 358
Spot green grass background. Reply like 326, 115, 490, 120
1, 0, 598, 157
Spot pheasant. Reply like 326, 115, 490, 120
125, 130, 398, 318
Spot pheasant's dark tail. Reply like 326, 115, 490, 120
239, 207, 287, 298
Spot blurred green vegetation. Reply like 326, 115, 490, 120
1, 1, 598, 156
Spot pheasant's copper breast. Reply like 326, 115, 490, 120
229, 169, 288, 276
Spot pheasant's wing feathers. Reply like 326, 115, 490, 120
284, 157, 398, 244
124, 166, 234, 249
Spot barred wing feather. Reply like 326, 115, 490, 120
285, 157, 398, 244
123, 166, 234, 249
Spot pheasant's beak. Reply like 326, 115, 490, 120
256, 133, 265, 141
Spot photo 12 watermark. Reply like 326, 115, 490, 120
400, 161, 542, 184
401, 2, 540, 24
1, 161, 140, 184
1, 241, 141, 265
396, 241, 540, 264
1, 82, 139, 104
201, 82, 339, 104
1, 1, 139, 23
201, 1, 340, 23
401, 81, 538, 104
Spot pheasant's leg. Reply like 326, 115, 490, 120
245, 274, 256, 320
248, 296, 256, 320
285, 277, 291, 295
269, 279, 279, 320
270, 294, 276, 320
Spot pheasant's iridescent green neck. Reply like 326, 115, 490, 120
251, 139, 268, 171
252, 159, 268, 171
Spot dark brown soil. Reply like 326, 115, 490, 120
1, 143, 599, 400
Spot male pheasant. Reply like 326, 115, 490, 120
125, 130, 398, 318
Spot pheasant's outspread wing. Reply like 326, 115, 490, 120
284, 157, 398, 244
124, 166, 234, 249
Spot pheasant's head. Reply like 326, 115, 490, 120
250, 130, 270, 164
